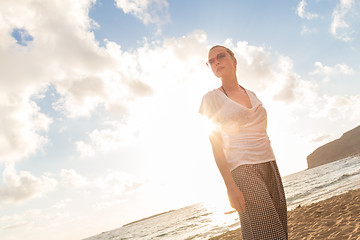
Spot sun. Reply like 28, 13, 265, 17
196, 114, 219, 137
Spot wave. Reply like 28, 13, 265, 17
286, 167, 360, 203
338, 168, 360, 180
317, 168, 360, 189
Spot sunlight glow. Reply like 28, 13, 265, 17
196, 115, 218, 137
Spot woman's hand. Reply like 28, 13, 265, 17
227, 185, 246, 214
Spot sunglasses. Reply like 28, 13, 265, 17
206, 52, 227, 67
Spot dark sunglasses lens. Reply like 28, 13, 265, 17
217, 52, 226, 60
208, 52, 226, 66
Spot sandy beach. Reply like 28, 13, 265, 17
209, 188, 360, 240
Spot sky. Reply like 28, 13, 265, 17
0, 0, 360, 239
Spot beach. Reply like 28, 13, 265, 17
209, 188, 360, 240
84, 156, 360, 240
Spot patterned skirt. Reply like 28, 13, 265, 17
231, 161, 288, 240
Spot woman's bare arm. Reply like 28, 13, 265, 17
209, 131, 246, 213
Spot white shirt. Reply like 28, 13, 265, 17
199, 87, 276, 171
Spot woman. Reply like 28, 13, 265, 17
199, 45, 288, 239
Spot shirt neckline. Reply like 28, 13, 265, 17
215, 88, 255, 111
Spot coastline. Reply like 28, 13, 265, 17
209, 188, 360, 240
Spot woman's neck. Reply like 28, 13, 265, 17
221, 74, 239, 91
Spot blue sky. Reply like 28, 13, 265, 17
1, 0, 360, 239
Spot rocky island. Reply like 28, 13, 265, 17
307, 125, 360, 169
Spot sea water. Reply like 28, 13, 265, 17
84, 155, 360, 240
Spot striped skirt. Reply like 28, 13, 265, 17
231, 161, 288, 240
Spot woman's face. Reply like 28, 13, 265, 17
207, 47, 236, 78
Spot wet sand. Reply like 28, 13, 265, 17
209, 188, 360, 240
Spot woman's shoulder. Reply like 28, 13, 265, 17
199, 88, 226, 117
201, 88, 226, 106
243, 87, 258, 98
242, 86, 254, 94
202, 88, 222, 99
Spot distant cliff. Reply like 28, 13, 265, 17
307, 125, 360, 169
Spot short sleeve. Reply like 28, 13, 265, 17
198, 92, 222, 124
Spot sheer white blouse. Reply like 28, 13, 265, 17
199, 87, 276, 171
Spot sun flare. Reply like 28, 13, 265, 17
197, 115, 219, 137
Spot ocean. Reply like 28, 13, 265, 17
84, 155, 360, 240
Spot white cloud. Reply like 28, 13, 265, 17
221, 41, 316, 105
53, 76, 108, 118
0, 0, 155, 161
60, 168, 144, 197
72, 30, 210, 157
312, 61, 354, 75
75, 141, 96, 158
0, 0, 206, 162
60, 169, 88, 188
311, 94, 360, 121
0, 0, 105, 161
330, 0, 356, 41
75, 121, 138, 157
0, 96, 52, 162
268, 55, 319, 105
301, 25, 317, 35
310, 61, 354, 82
0, 163, 58, 204
93, 170, 144, 195
0, 199, 74, 240
114, 0, 170, 26
227, 40, 276, 91
297, 0, 319, 20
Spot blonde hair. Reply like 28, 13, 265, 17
209, 45, 235, 59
